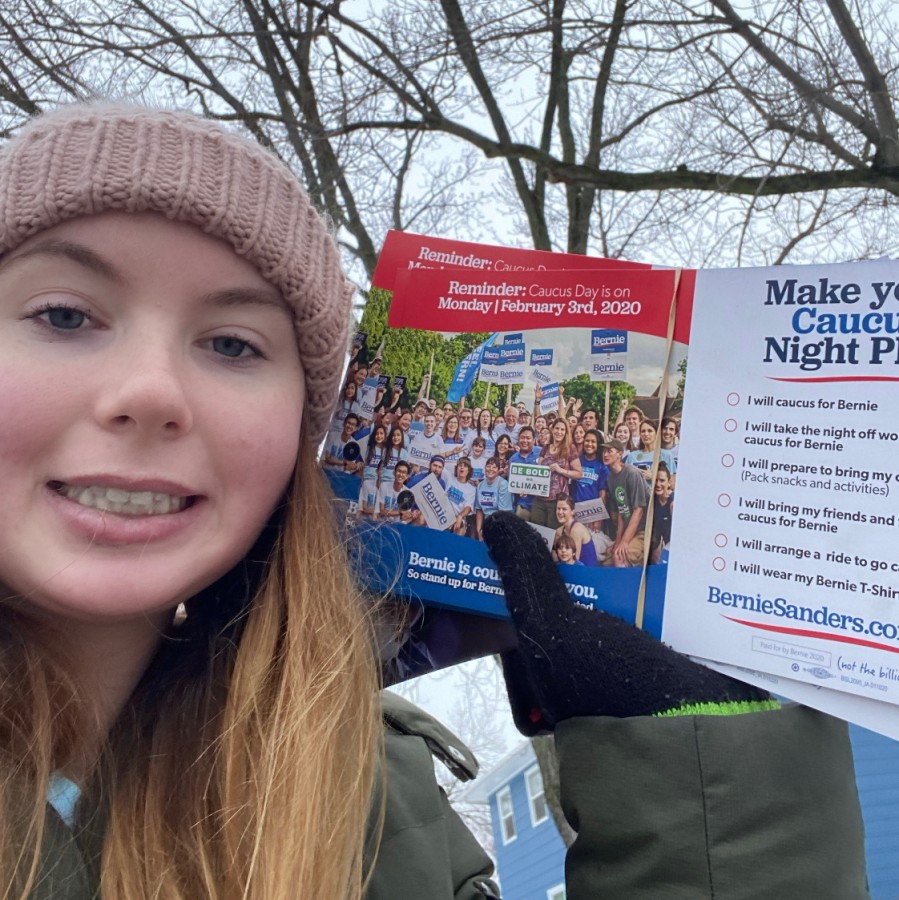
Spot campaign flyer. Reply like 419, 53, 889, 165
664, 260, 899, 709
324, 257, 687, 638
371, 229, 649, 290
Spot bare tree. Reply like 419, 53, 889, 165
392, 657, 516, 857
3, 0, 899, 275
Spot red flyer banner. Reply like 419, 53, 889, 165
372, 229, 647, 291
389, 267, 678, 339
373, 229, 696, 343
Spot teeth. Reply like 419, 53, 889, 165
57, 484, 189, 516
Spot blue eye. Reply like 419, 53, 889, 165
212, 335, 259, 359
31, 305, 89, 330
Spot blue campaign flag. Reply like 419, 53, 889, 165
591, 329, 628, 354
530, 348, 553, 366
446, 332, 500, 402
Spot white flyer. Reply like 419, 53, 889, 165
665, 260, 899, 707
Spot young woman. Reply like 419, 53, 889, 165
650, 462, 675, 564
0, 103, 379, 899
0, 101, 868, 900
494, 433, 514, 480
532, 419, 582, 528
359, 424, 388, 516
381, 425, 409, 482
572, 423, 586, 455
474, 407, 496, 455
474, 457, 513, 539
625, 419, 675, 485
613, 421, 632, 447
571, 429, 609, 533
337, 380, 358, 420
445, 458, 476, 536
440, 414, 465, 461
554, 494, 598, 566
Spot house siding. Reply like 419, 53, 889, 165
488, 767, 566, 900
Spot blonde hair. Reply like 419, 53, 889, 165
0, 439, 381, 899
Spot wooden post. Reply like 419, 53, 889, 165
604, 382, 611, 435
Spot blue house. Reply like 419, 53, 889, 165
464, 725, 899, 899
461, 741, 567, 900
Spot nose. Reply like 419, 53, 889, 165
94, 338, 194, 437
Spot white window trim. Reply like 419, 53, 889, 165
496, 785, 517, 845
525, 764, 549, 827
546, 884, 566, 900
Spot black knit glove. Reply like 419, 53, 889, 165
482, 512, 775, 736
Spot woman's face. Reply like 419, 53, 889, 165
445, 415, 459, 435
573, 425, 585, 444
496, 435, 511, 455
478, 409, 492, 430
655, 470, 671, 495
535, 416, 546, 432
539, 427, 551, 445
391, 428, 404, 447
551, 420, 567, 443
398, 412, 412, 430
614, 423, 631, 444
455, 460, 471, 482
343, 382, 356, 400
640, 422, 658, 447
0, 213, 303, 623
555, 499, 573, 523
373, 426, 387, 446
583, 432, 598, 457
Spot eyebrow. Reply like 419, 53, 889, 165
0, 239, 124, 281
0, 239, 290, 315
200, 287, 291, 316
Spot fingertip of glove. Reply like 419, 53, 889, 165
482, 511, 522, 543
483, 512, 552, 565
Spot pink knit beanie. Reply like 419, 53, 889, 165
0, 102, 353, 444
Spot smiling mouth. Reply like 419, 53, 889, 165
48, 482, 195, 516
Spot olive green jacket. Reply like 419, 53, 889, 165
34, 697, 868, 899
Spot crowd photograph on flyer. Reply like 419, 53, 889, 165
323, 297, 685, 573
